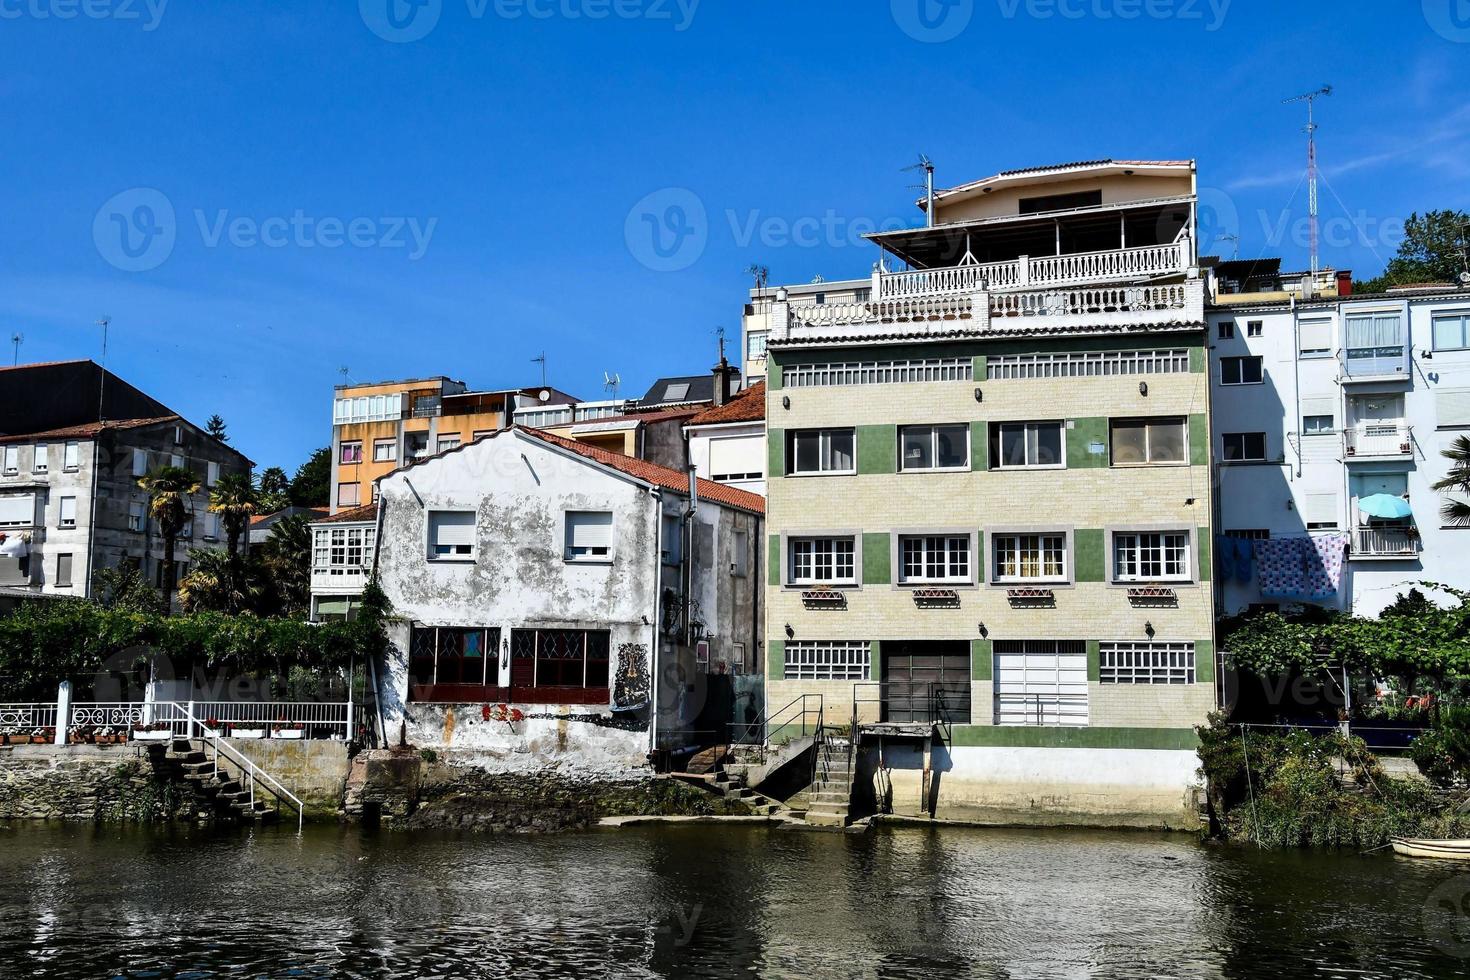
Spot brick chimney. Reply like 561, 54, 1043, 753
711, 354, 734, 407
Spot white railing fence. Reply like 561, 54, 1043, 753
157, 700, 305, 833
1344, 423, 1413, 457
2, 689, 354, 745
876, 240, 1188, 301
0, 703, 59, 731
1353, 526, 1421, 557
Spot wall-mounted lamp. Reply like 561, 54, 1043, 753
1138, 381, 1149, 396
781, 395, 791, 410
784, 623, 794, 639
1286, 499, 1295, 511
1144, 620, 1156, 638
977, 622, 988, 638
973, 387, 983, 402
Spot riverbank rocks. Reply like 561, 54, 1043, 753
0, 745, 211, 823
345, 748, 752, 831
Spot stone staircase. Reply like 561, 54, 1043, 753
669, 766, 785, 816
804, 734, 853, 828
146, 738, 279, 823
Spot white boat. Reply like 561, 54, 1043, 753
1391, 838, 1470, 860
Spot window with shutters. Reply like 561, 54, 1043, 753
428, 510, 476, 561
1298, 317, 1332, 357
58, 497, 77, 529
1304, 493, 1339, 530
32, 444, 47, 473
1437, 389, 1470, 430
337, 482, 360, 508
708, 436, 764, 482
0, 494, 35, 528
63, 442, 80, 471
1, 446, 16, 475
564, 511, 613, 562
132, 449, 147, 476
128, 501, 145, 531
55, 554, 73, 588
207, 462, 219, 487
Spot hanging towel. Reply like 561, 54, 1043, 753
1215, 535, 1235, 582
1233, 536, 1254, 584
1255, 538, 1306, 598
1302, 533, 1349, 599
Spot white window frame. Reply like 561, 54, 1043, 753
1220, 356, 1264, 386
206, 461, 219, 487
1110, 417, 1187, 466
994, 420, 1066, 470
783, 641, 870, 681
1246, 320, 1263, 337
63, 442, 80, 472
128, 501, 145, 532
786, 429, 856, 476
437, 436, 462, 453
373, 439, 397, 463
991, 532, 1069, 584
340, 441, 363, 465
898, 534, 972, 584
1, 446, 17, 475
32, 444, 47, 474
1298, 316, 1333, 357
788, 536, 856, 586
58, 496, 77, 529
131, 448, 147, 476
564, 510, 614, 563
1302, 414, 1335, 435
1433, 312, 1470, 352
1099, 641, 1197, 685
1222, 432, 1268, 462
1111, 530, 1192, 583
427, 510, 477, 562
337, 482, 360, 508
899, 424, 970, 472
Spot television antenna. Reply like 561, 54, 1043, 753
1283, 85, 1332, 274
531, 352, 547, 387
1216, 234, 1240, 260
903, 154, 936, 228
603, 371, 622, 400
9, 333, 20, 366
745, 264, 769, 298
95, 317, 110, 421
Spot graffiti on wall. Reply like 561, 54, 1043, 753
614, 643, 650, 709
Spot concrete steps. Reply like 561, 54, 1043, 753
149, 738, 284, 825
804, 736, 854, 828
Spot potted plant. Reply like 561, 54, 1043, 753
68, 725, 94, 745
232, 723, 266, 739
31, 728, 54, 745
201, 717, 228, 739
272, 720, 304, 740
131, 722, 173, 743
0, 726, 18, 746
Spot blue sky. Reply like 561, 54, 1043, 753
3, 0, 1468, 472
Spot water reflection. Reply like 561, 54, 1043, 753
0, 821, 1466, 978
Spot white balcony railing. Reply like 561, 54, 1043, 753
989, 282, 1193, 319
1352, 526, 1421, 558
1344, 423, 1413, 458
876, 240, 1189, 302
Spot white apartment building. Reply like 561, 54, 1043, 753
1209, 282, 1470, 617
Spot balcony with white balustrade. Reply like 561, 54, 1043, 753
1343, 423, 1414, 461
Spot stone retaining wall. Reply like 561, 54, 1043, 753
0, 745, 209, 822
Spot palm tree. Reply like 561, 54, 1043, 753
1433, 435, 1470, 526
260, 514, 313, 615
209, 473, 259, 557
138, 465, 200, 612
178, 548, 263, 614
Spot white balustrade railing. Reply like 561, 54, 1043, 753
1344, 423, 1413, 457
876, 241, 1188, 302
0, 703, 58, 731
1352, 526, 1420, 557
69, 702, 145, 729
990, 283, 1190, 318
156, 701, 352, 740
789, 294, 974, 328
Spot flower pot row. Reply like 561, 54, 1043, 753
1, 730, 55, 745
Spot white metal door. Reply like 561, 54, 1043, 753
993, 641, 1089, 727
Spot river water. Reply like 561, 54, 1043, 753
1, 821, 1468, 979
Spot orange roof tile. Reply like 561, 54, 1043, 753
0, 415, 180, 444
520, 427, 764, 516
313, 503, 378, 525
689, 382, 765, 426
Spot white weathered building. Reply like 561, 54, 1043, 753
367, 426, 765, 767
1208, 280, 1470, 617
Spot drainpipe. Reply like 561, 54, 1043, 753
649, 488, 664, 758
685, 465, 699, 648
84, 438, 100, 599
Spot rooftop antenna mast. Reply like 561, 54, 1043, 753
745, 264, 769, 299
603, 371, 622, 400
903, 154, 936, 229
1283, 85, 1332, 275
95, 316, 110, 421
531, 352, 547, 388
1216, 233, 1241, 260
9, 333, 20, 366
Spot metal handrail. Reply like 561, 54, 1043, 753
731, 692, 823, 746
156, 701, 305, 832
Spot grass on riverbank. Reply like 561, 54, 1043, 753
1197, 715, 1470, 849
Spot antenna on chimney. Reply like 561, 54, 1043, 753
1283, 85, 1332, 275
9, 333, 20, 367
903, 154, 936, 228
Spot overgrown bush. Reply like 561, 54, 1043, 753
1409, 705, 1470, 789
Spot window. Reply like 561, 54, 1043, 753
1, 446, 16, 474
1298, 317, 1332, 356
169, 454, 183, 469
337, 482, 360, 508
58, 496, 77, 529
1217, 321, 1234, 340
1247, 320, 1263, 337
747, 332, 768, 360
994, 421, 1064, 469
471, 430, 497, 441
510, 628, 611, 691
0, 494, 35, 528
405, 433, 430, 459
1304, 492, 1339, 530
31, 444, 47, 474
1018, 189, 1101, 214
1110, 417, 1186, 465
1222, 432, 1267, 462
202, 514, 218, 541
783, 641, 871, 681
1099, 642, 1196, 685
63, 442, 80, 471
1303, 414, 1335, 435
992, 533, 1068, 583
333, 393, 405, 425
428, 511, 476, 560
173, 425, 184, 445
661, 513, 682, 565
1221, 356, 1264, 385
783, 357, 971, 388
899, 535, 971, 584
436, 436, 461, 453
206, 461, 219, 486
789, 536, 856, 585
787, 429, 855, 475
986, 349, 1189, 380
128, 501, 144, 532
55, 554, 73, 588
565, 511, 613, 562
373, 439, 396, 463
663, 383, 691, 402
900, 424, 969, 471
993, 640, 1089, 727
1112, 531, 1191, 582
732, 529, 749, 577
1433, 313, 1470, 352
1224, 529, 1269, 541
709, 436, 764, 482
340, 441, 363, 464
407, 626, 501, 688
131, 449, 147, 476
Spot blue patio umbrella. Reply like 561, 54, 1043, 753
1357, 493, 1413, 520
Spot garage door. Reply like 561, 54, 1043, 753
881, 641, 971, 724
993, 640, 1089, 726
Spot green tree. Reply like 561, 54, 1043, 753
178, 548, 264, 615
208, 472, 259, 557
205, 414, 228, 442
91, 564, 160, 614
289, 448, 332, 508
259, 514, 312, 615
137, 465, 200, 613
257, 466, 290, 512
1432, 435, 1470, 527
1357, 209, 1469, 292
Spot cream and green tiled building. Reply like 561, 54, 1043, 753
756, 160, 1217, 827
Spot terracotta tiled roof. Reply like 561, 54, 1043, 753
313, 503, 378, 525
520, 427, 764, 516
689, 382, 765, 426
0, 415, 180, 444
